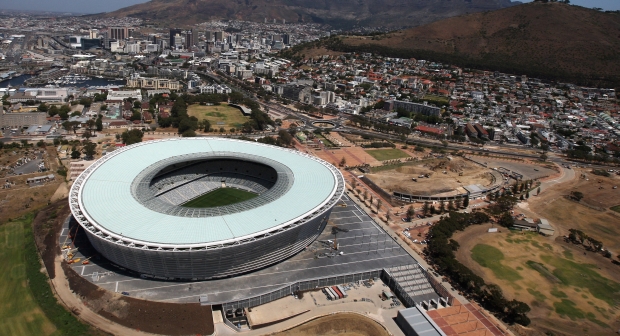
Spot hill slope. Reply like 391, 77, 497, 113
312, 2, 620, 86
102, 0, 518, 28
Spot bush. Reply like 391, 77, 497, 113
591, 169, 610, 177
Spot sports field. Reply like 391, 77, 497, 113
187, 103, 248, 129
365, 148, 410, 161
182, 188, 257, 208
0, 215, 56, 336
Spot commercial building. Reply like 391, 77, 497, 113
390, 100, 441, 117
0, 112, 47, 128
108, 27, 133, 40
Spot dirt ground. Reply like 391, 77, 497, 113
314, 146, 378, 167
271, 313, 389, 336
31, 201, 215, 336
453, 224, 620, 336
529, 169, 620, 250
0, 146, 63, 220
366, 157, 493, 196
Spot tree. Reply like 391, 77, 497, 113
351, 179, 357, 189
363, 190, 368, 200
70, 148, 81, 159
339, 156, 347, 167
376, 199, 383, 211
537, 187, 541, 195
83, 141, 96, 159
86, 119, 96, 132
463, 197, 469, 208
448, 200, 455, 211
423, 202, 430, 216
406, 205, 415, 220
182, 129, 196, 137
121, 129, 143, 145
82, 130, 93, 141
36, 140, 46, 148
498, 212, 514, 228
278, 129, 293, 146
439, 200, 446, 213
571, 191, 584, 201
96, 115, 103, 132
540, 153, 548, 161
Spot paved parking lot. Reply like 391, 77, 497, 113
61, 195, 421, 304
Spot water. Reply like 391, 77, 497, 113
0, 74, 33, 88
0, 75, 126, 88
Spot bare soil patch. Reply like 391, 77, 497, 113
273, 313, 389, 336
366, 157, 492, 196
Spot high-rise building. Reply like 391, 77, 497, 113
214, 31, 224, 42
109, 27, 131, 40
184, 29, 194, 48
282, 33, 290, 45
169, 28, 183, 48
89, 29, 98, 39
205, 31, 213, 42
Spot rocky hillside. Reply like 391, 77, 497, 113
101, 0, 518, 28
312, 2, 620, 86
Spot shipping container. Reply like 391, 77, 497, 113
327, 287, 338, 300
332, 286, 343, 299
337, 285, 348, 298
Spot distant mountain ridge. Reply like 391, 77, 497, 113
101, 0, 519, 28
311, 2, 620, 87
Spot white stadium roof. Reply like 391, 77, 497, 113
76, 138, 340, 247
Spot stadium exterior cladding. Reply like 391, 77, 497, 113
69, 138, 345, 280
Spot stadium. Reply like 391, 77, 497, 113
69, 138, 345, 280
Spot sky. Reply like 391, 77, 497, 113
0, 0, 618, 14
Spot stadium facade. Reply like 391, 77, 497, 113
69, 138, 345, 280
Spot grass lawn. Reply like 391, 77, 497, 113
421, 94, 450, 106
540, 255, 620, 305
187, 103, 248, 129
0, 215, 56, 336
182, 188, 258, 208
365, 148, 409, 161
471, 244, 523, 282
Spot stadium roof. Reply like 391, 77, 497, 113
78, 138, 341, 247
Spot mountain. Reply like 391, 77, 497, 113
102, 0, 519, 29
311, 2, 620, 86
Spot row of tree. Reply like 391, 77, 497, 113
427, 211, 531, 326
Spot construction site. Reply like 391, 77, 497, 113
366, 156, 496, 197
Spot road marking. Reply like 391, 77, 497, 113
81, 266, 85, 275
115, 281, 119, 292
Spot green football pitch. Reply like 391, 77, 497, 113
181, 188, 258, 208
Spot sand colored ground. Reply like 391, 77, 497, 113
453, 224, 620, 336
314, 146, 379, 167
529, 170, 620, 251
272, 313, 389, 336
367, 157, 493, 196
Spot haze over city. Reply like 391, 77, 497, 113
0, 0, 619, 13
